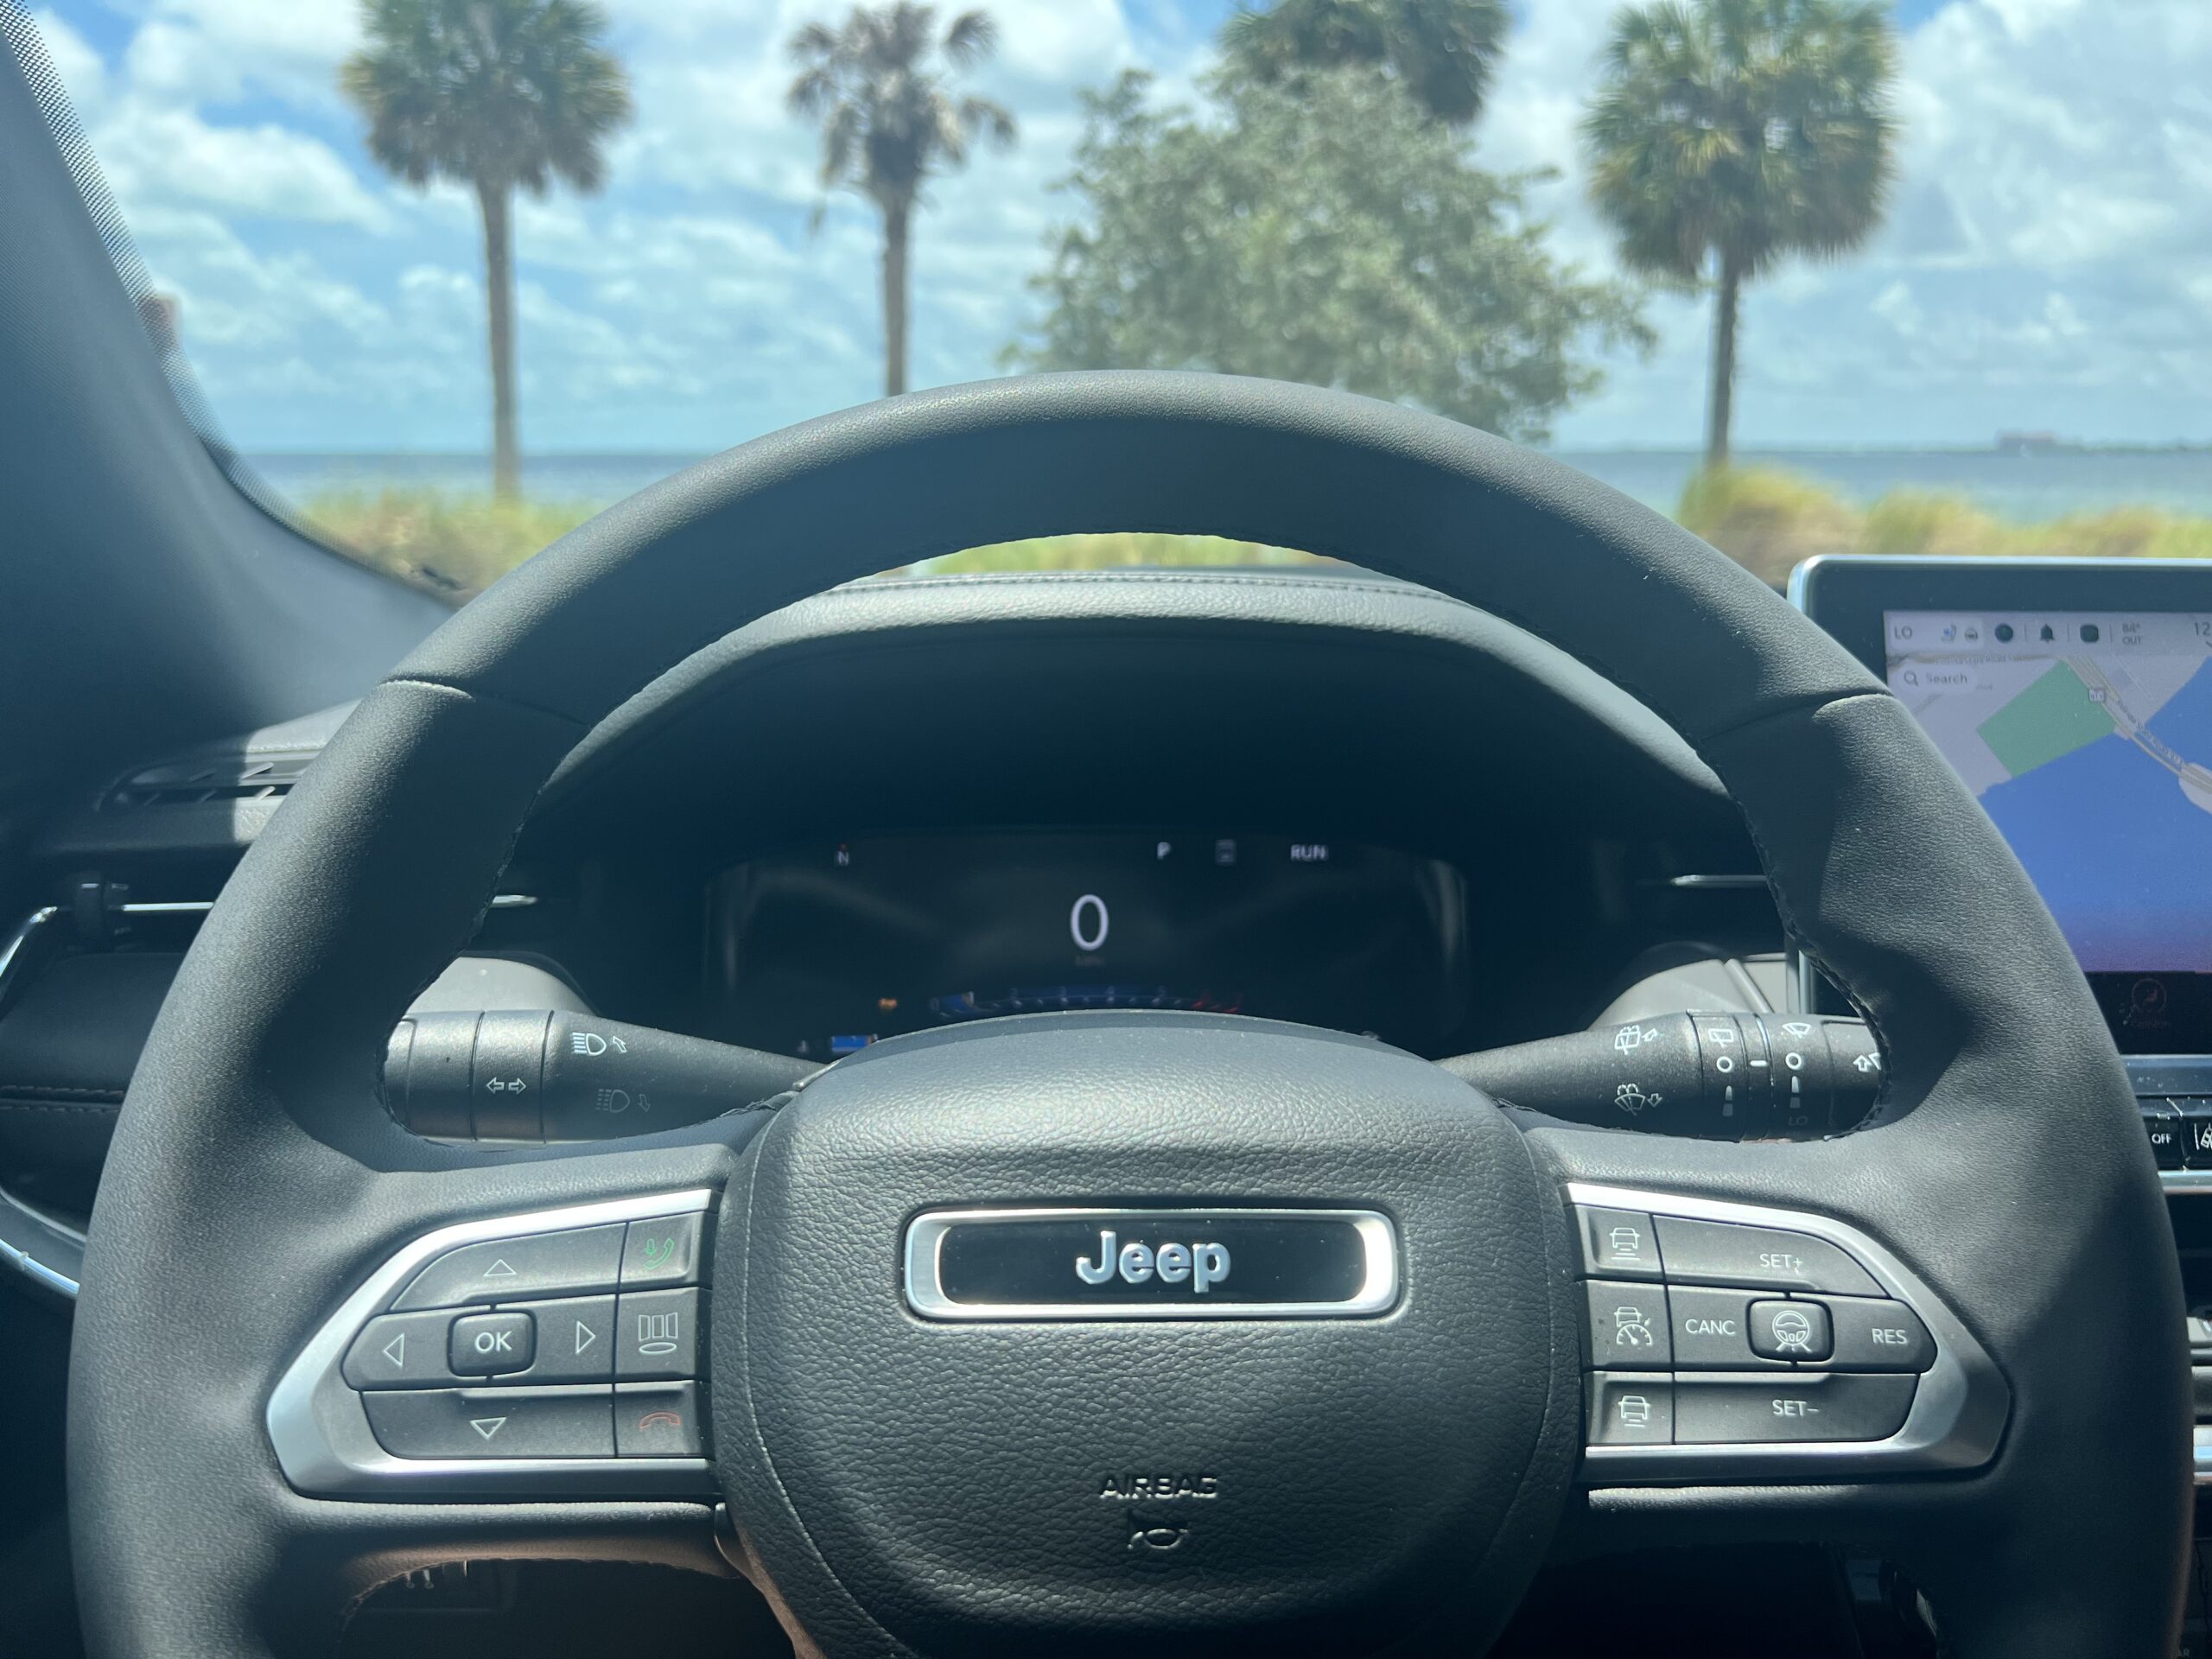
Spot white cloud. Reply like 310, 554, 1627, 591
22, 0, 2212, 453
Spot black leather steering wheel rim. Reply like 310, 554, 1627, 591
69, 372, 2190, 1656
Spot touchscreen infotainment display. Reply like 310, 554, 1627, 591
1883, 608, 2212, 973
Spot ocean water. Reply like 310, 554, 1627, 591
247, 445, 2212, 523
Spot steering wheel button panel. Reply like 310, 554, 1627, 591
1649, 1215, 1882, 1296
363, 1386, 615, 1459
269, 1191, 716, 1497
1674, 1373, 1917, 1446
391, 1223, 626, 1311
1570, 1185, 2006, 1481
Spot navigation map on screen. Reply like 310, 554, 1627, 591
1885, 610, 2212, 973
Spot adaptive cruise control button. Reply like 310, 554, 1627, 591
1586, 1373, 1672, 1445
1574, 1206, 1662, 1280
1650, 1216, 1881, 1296
363, 1386, 614, 1459
1673, 1372, 1916, 1444
391, 1224, 626, 1311
1584, 1280, 1670, 1368
341, 1310, 464, 1389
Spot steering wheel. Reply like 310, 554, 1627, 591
68, 373, 2190, 1656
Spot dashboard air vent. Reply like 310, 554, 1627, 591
104, 747, 319, 810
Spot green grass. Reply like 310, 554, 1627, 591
302, 468, 2212, 604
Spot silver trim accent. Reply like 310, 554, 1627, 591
0, 905, 58, 1008
1662, 874, 1770, 891
266, 1189, 715, 1499
0, 1185, 84, 1299
903, 1205, 1399, 1321
1568, 1182, 2009, 1482
110, 893, 537, 915
2194, 1425, 2212, 1486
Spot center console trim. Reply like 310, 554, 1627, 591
266, 1188, 716, 1499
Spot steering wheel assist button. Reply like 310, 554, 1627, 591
1650, 1216, 1881, 1296
391, 1223, 625, 1311
363, 1385, 615, 1459
1747, 1299, 1834, 1362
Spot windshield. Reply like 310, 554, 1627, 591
19, 0, 2210, 600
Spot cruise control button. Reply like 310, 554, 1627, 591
1748, 1299, 1834, 1362
503, 1294, 616, 1383
449, 1311, 535, 1376
1650, 1216, 1881, 1296
1584, 1280, 1670, 1368
1673, 1372, 1916, 1444
1818, 1295, 1935, 1371
391, 1224, 625, 1311
621, 1212, 706, 1288
341, 1310, 463, 1389
1670, 1285, 1767, 1369
362, 1386, 614, 1458
617, 1287, 702, 1379
1586, 1373, 1672, 1445
1575, 1206, 1662, 1280
616, 1382, 706, 1456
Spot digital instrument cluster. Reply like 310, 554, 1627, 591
707, 831, 1473, 1059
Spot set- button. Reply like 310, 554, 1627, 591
345, 1207, 712, 1461
1573, 1200, 1935, 1451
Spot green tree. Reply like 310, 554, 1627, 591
1582, 0, 1898, 467
341, 0, 632, 500
788, 4, 1017, 398
1011, 68, 1648, 443
1223, 0, 1510, 126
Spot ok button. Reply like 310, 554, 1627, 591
449, 1311, 536, 1376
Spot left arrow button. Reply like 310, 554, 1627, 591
341, 1310, 464, 1390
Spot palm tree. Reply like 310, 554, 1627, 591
342, 0, 631, 500
788, 4, 1016, 398
1223, 0, 1510, 127
1583, 0, 1897, 467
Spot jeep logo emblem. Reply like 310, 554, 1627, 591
902, 1206, 1397, 1321
1074, 1230, 1231, 1294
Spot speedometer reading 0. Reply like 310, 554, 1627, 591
1069, 893, 1110, 953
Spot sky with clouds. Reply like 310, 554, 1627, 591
19, 0, 2212, 457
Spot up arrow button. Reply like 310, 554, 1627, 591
391, 1225, 626, 1311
